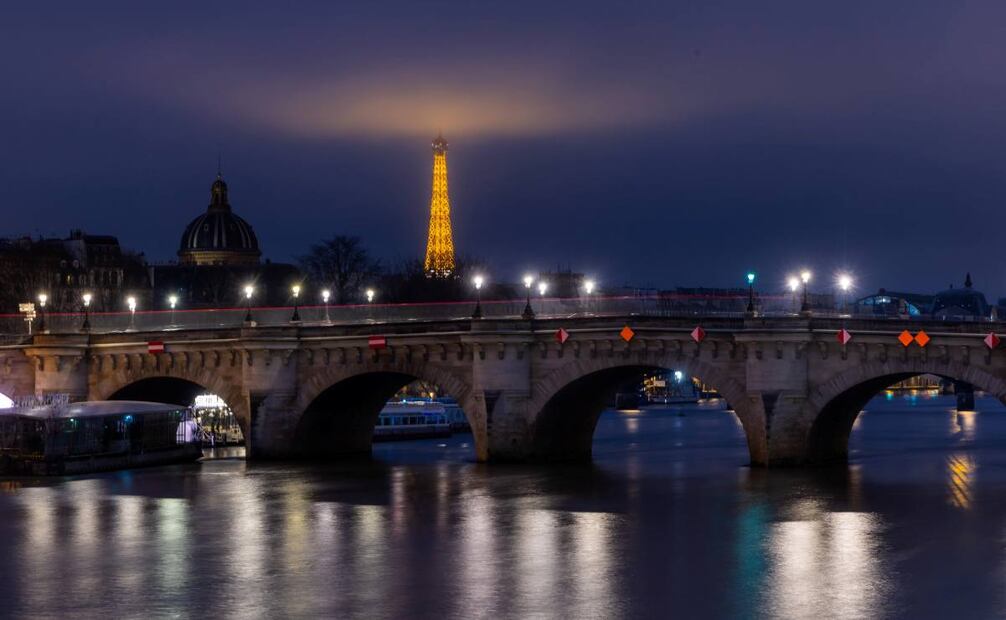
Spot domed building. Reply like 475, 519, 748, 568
931, 273, 992, 320
150, 173, 300, 308
178, 175, 261, 266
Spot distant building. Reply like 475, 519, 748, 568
854, 274, 993, 320
853, 289, 932, 317
931, 273, 991, 319
150, 173, 300, 308
0, 230, 150, 313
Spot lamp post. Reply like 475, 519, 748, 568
37, 293, 47, 334
837, 273, 853, 314
127, 296, 136, 331
321, 289, 331, 324
522, 274, 535, 320
583, 279, 596, 315
365, 288, 375, 322
746, 272, 756, 315
243, 285, 255, 325
81, 292, 92, 332
787, 276, 800, 313
168, 295, 178, 327
290, 285, 301, 323
472, 275, 484, 319
800, 270, 812, 314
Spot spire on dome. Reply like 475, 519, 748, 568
209, 172, 229, 210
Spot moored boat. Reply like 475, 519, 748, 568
374, 400, 451, 441
0, 400, 202, 476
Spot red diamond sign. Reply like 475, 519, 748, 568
620, 326, 635, 342
691, 326, 706, 343
836, 329, 852, 345
897, 330, 913, 347
556, 328, 569, 344
985, 332, 1000, 350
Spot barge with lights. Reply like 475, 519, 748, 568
0, 400, 202, 475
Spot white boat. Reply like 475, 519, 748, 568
374, 400, 451, 441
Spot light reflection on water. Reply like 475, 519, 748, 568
0, 394, 1004, 617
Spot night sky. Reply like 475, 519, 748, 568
1, 2, 1005, 296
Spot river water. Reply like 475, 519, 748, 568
0, 393, 1003, 619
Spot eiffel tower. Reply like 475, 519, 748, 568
423, 134, 456, 278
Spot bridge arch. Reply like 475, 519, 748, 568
526, 356, 756, 462
291, 360, 481, 460
807, 359, 1006, 463
92, 368, 249, 438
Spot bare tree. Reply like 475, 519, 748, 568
299, 236, 381, 304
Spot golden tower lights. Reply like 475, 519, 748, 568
423, 134, 457, 278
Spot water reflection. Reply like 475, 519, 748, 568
946, 453, 977, 509
765, 507, 887, 619
0, 396, 1003, 617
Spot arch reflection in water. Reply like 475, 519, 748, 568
765, 502, 889, 619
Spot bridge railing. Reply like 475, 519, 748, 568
0, 294, 998, 336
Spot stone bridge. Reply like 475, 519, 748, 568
2, 315, 1005, 466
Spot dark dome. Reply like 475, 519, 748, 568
931, 274, 989, 318
178, 175, 261, 266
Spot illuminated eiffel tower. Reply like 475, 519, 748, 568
423, 134, 456, 278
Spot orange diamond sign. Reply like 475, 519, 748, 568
620, 326, 635, 342
914, 330, 930, 347
897, 330, 913, 347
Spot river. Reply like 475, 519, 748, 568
0, 393, 1002, 619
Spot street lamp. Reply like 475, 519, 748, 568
787, 276, 800, 313
366, 288, 375, 303
37, 293, 47, 333
243, 284, 255, 325
583, 279, 596, 314
290, 284, 301, 323
522, 274, 535, 320
800, 270, 812, 313
472, 275, 484, 319
746, 272, 756, 314
127, 296, 136, 331
321, 289, 331, 324
837, 273, 853, 314
168, 294, 178, 326
81, 292, 92, 331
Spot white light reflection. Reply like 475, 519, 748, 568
765, 504, 888, 619
156, 498, 191, 593
569, 512, 619, 618
457, 494, 498, 612
516, 508, 558, 614
951, 410, 977, 442
229, 476, 267, 616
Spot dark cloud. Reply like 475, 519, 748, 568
0, 1, 1004, 295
